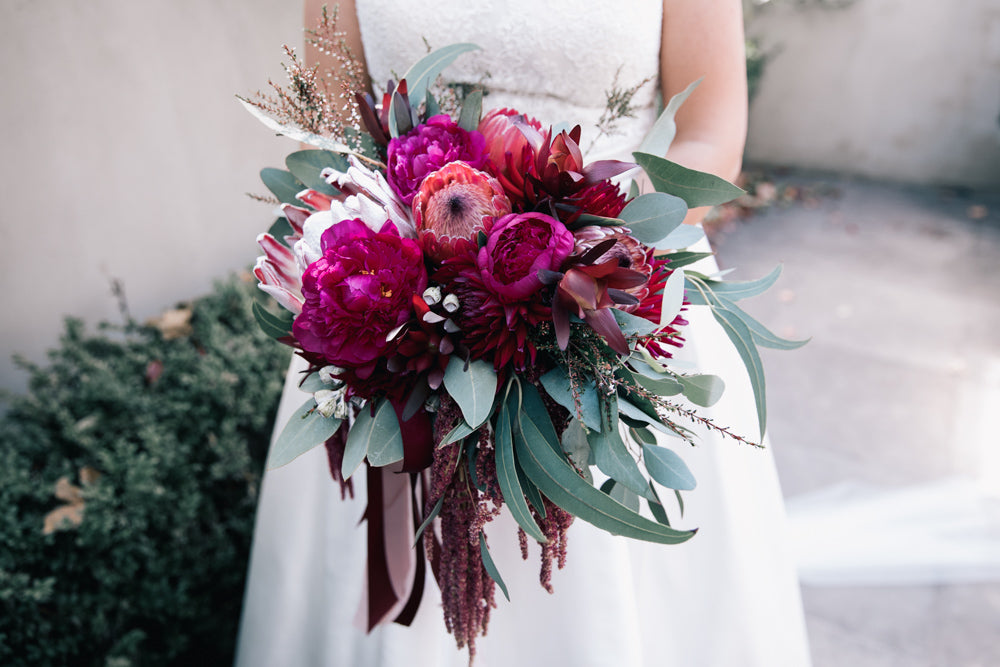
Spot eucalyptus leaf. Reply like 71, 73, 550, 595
637, 78, 701, 157
609, 482, 641, 513
659, 267, 686, 328
252, 301, 294, 340
642, 443, 697, 490
517, 464, 547, 518
341, 414, 368, 480
392, 43, 480, 127
479, 532, 510, 601
712, 307, 767, 439
285, 150, 348, 195
413, 494, 444, 545
686, 265, 783, 303
656, 250, 714, 269
561, 418, 595, 479
628, 355, 672, 380
586, 395, 651, 499
267, 217, 293, 245
616, 394, 669, 433
297, 372, 327, 394
260, 168, 305, 206
496, 389, 548, 543
515, 383, 694, 544
630, 370, 685, 397
443, 357, 498, 428
267, 398, 342, 470
633, 152, 744, 208
648, 495, 671, 526
716, 295, 810, 350
628, 179, 639, 199
658, 223, 705, 250
677, 373, 726, 408
628, 426, 657, 445
360, 398, 405, 467
441, 419, 474, 446
618, 193, 687, 245
458, 89, 483, 132
342, 126, 381, 160
539, 367, 601, 432
612, 308, 658, 337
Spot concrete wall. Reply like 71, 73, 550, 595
2, 0, 998, 395
745, 0, 1000, 187
0, 1, 299, 394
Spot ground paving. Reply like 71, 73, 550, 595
709, 170, 1000, 666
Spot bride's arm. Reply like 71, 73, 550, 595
303, 0, 372, 122
659, 0, 748, 225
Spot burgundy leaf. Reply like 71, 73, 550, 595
584, 308, 630, 355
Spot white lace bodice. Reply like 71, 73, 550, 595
355, 0, 663, 161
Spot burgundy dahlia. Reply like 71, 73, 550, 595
386, 115, 488, 205
293, 218, 427, 371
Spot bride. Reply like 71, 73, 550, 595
236, 1, 812, 665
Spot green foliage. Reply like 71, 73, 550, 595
0, 275, 290, 667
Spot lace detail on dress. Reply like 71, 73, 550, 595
355, 0, 663, 161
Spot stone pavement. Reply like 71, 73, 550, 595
707, 171, 1000, 667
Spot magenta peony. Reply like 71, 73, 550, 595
293, 218, 427, 370
386, 115, 488, 206
477, 212, 574, 302
412, 161, 510, 263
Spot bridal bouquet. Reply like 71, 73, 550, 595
243, 18, 802, 656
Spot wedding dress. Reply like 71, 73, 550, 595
236, 1, 812, 665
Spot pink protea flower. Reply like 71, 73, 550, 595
387, 115, 488, 205
321, 155, 415, 238
412, 161, 511, 263
254, 233, 303, 315
293, 218, 427, 373
252, 199, 327, 315
477, 108, 546, 205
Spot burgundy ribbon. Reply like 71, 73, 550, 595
364, 466, 397, 631
389, 397, 434, 472
391, 475, 426, 626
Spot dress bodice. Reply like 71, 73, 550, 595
355, 0, 663, 161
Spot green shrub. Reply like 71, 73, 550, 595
0, 275, 290, 667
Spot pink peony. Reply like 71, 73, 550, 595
293, 218, 427, 370
412, 161, 511, 263
386, 115, 488, 206
477, 212, 574, 302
